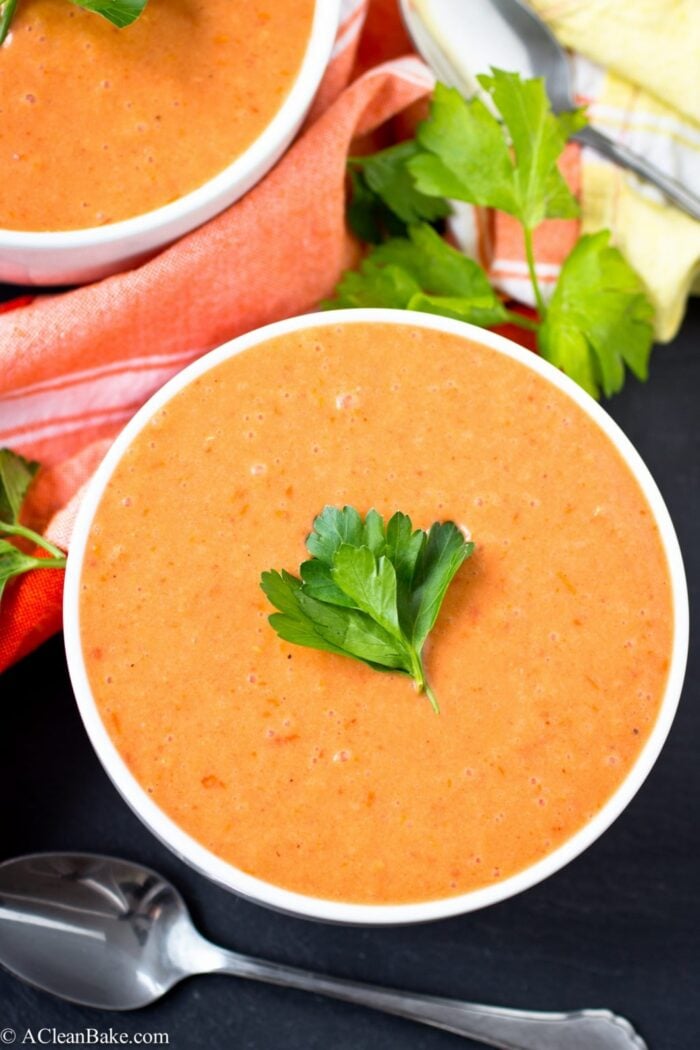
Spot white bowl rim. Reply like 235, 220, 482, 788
0, 0, 340, 247
64, 308, 690, 925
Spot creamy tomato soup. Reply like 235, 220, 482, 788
0, 0, 314, 231
79, 323, 673, 904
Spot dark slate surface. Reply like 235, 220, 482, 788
1, 300, 698, 1050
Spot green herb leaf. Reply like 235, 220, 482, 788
325, 222, 507, 327
0, 0, 18, 46
72, 0, 147, 29
0, 540, 41, 603
385, 511, 424, 580
346, 168, 406, 245
0, 448, 38, 526
0, 539, 66, 603
262, 569, 411, 672
300, 507, 391, 609
305, 505, 365, 565
410, 82, 519, 212
374, 224, 508, 326
261, 569, 351, 655
323, 260, 421, 310
332, 71, 654, 401
385, 511, 426, 634
297, 589, 410, 671
411, 522, 474, 650
479, 69, 586, 226
331, 544, 404, 641
410, 74, 585, 229
262, 508, 474, 711
0, 0, 147, 46
300, 559, 358, 608
538, 231, 655, 399
408, 72, 585, 319
0, 448, 67, 606
363, 508, 387, 555
351, 141, 450, 227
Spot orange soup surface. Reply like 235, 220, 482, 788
80, 323, 673, 904
0, 0, 314, 230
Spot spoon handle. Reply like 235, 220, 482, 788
209, 950, 646, 1049
575, 125, 700, 222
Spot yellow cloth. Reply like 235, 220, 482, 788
531, 0, 700, 341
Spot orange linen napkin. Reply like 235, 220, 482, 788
0, 0, 567, 672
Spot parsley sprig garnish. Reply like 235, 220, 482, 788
0, 0, 147, 45
327, 69, 655, 400
261, 506, 474, 713
0, 448, 66, 604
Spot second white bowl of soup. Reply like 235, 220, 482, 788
0, 0, 339, 285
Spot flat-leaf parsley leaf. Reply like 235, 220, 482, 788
0, 0, 147, 45
410, 74, 585, 230
348, 141, 450, 243
331, 70, 655, 399
324, 222, 509, 328
261, 506, 474, 712
538, 231, 655, 398
0, 448, 67, 605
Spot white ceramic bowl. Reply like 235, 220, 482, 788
64, 310, 689, 925
0, 1, 340, 287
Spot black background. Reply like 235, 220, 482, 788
1, 302, 698, 1050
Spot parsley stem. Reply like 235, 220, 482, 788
23, 555, 67, 571
503, 309, 540, 333
410, 650, 440, 714
1, 521, 66, 559
523, 225, 547, 320
0, 0, 18, 46
422, 679, 440, 715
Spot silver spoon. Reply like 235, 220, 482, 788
0, 853, 646, 1049
399, 0, 700, 222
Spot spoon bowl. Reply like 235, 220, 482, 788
0, 851, 648, 1047
0, 853, 199, 1009
401, 0, 572, 106
399, 0, 700, 220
